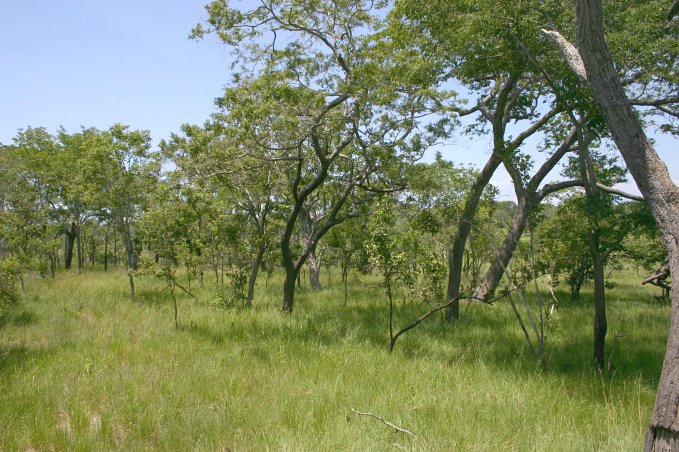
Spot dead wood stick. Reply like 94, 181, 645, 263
350, 409, 416, 437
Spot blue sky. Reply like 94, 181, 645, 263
1, 1, 676, 200
0, 1, 232, 144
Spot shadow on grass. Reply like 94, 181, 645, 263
179, 289, 667, 392
0, 306, 37, 330
134, 288, 173, 308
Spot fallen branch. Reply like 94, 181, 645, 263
350, 409, 416, 437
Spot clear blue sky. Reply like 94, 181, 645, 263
1, 1, 676, 199
0, 1, 232, 145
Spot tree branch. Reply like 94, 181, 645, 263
350, 409, 416, 437
541, 29, 587, 82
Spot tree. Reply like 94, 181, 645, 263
1, 130, 61, 278
105, 125, 156, 301
194, 0, 443, 312
543, 0, 679, 447
392, 0, 592, 319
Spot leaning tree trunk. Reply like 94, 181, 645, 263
474, 195, 530, 301
569, 1, 679, 448
246, 242, 266, 306
445, 154, 501, 320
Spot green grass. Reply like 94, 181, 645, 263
0, 268, 669, 450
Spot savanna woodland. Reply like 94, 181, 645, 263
2, 0, 679, 450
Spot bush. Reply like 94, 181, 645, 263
0, 258, 21, 306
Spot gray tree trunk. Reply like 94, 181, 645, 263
473, 195, 529, 301
570, 0, 679, 447
246, 242, 266, 306
308, 249, 322, 292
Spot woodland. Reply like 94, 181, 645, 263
1, 0, 678, 450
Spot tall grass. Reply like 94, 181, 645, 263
0, 267, 668, 450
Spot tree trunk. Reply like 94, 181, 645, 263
309, 249, 322, 292
124, 219, 138, 301
282, 263, 299, 312
64, 222, 76, 270
76, 222, 83, 273
570, 1, 679, 447
246, 242, 266, 306
104, 232, 108, 271
445, 154, 501, 320
474, 195, 530, 301
342, 250, 350, 307
590, 232, 607, 370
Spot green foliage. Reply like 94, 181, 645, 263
0, 259, 21, 306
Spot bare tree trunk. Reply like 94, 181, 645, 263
590, 233, 607, 370
104, 232, 108, 271
282, 263, 299, 312
64, 222, 76, 270
474, 196, 529, 301
76, 222, 83, 274
566, 1, 679, 447
246, 242, 266, 306
445, 154, 501, 320
124, 219, 137, 301
308, 249, 322, 292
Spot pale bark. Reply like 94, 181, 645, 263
308, 249, 322, 292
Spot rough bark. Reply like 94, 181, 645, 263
568, 0, 679, 448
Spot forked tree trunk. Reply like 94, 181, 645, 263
474, 195, 529, 301
246, 242, 266, 306
445, 154, 501, 320
567, 1, 679, 447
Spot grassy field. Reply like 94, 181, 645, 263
0, 268, 670, 451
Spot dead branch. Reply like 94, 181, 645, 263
350, 409, 416, 437
388, 295, 463, 352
